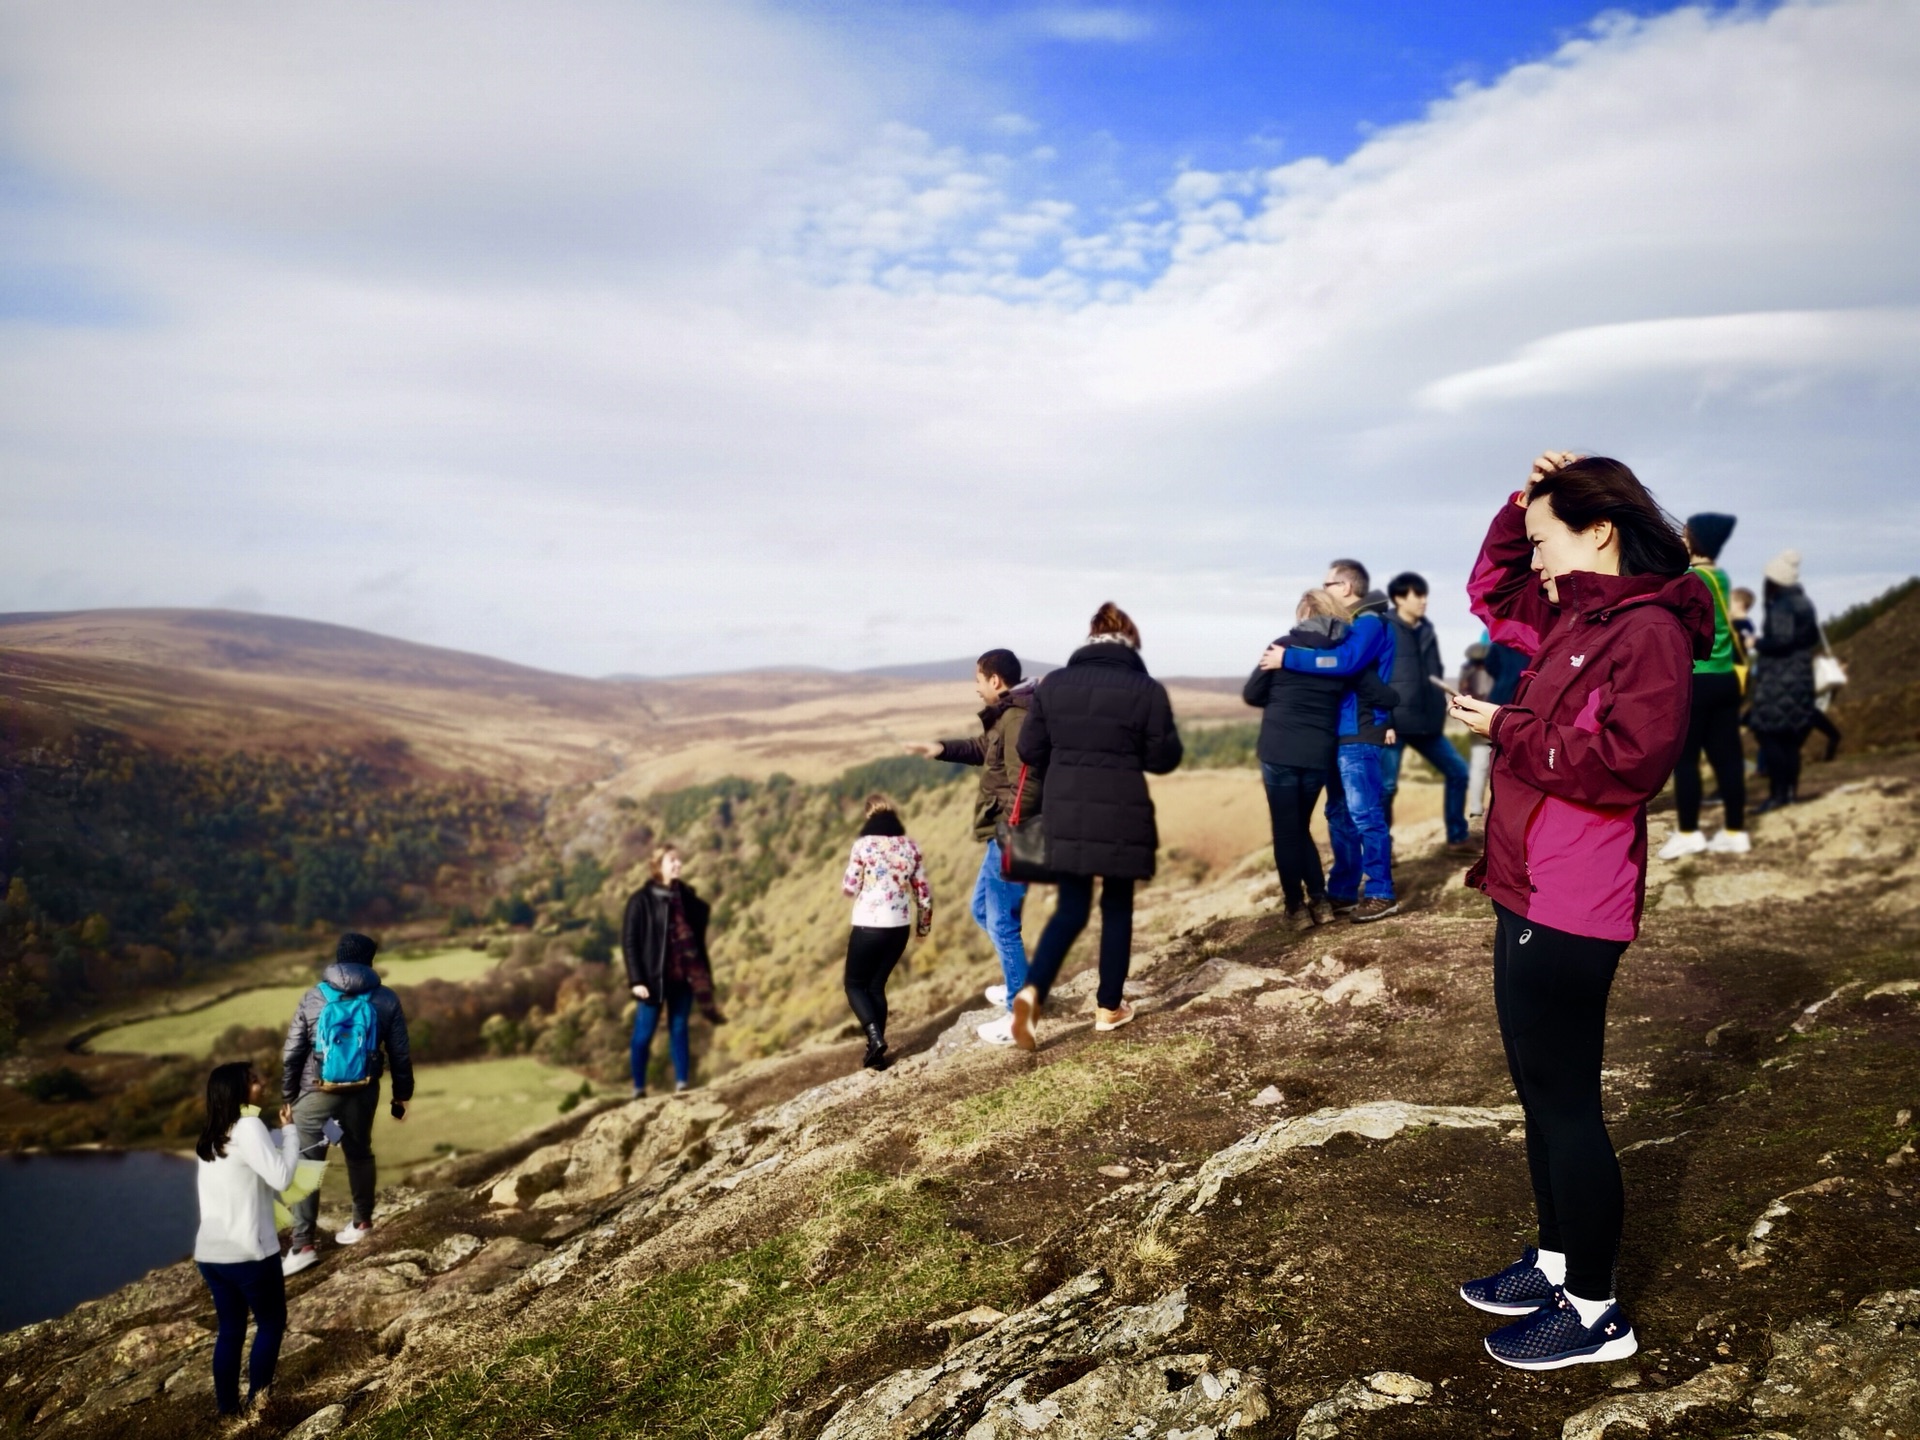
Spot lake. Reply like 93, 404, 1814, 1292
0, 1150, 198, 1332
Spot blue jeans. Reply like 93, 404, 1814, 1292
1260, 761, 1328, 909
1381, 733, 1471, 843
971, 841, 1029, 1009
632, 982, 693, 1089
197, 1256, 286, 1415
1326, 744, 1394, 902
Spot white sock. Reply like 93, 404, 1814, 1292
1534, 1248, 1567, 1287
1565, 1291, 1614, 1327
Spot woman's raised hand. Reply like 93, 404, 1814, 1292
1521, 450, 1578, 504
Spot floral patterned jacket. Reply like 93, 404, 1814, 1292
841, 835, 933, 935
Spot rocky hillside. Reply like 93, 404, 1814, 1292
5, 746, 1917, 1440
1830, 578, 1920, 753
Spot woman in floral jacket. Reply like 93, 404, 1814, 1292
839, 794, 933, 1071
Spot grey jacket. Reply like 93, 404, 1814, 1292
282, 961, 414, 1103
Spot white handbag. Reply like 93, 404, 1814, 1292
1813, 621, 1847, 694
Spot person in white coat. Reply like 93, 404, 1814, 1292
192, 1061, 324, 1420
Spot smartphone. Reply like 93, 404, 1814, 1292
1429, 675, 1460, 697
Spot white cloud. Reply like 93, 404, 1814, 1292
1031, 9, 1156, 44
2, 1, 1917, 680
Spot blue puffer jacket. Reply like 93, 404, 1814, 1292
281, 961, 414, 1103
1278, 595, 1396, 743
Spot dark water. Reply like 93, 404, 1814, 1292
0, 1150, 198, 1332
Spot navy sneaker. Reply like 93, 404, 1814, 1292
1484, 1289, 1638, 1370
1458, 1246, 1557, 1315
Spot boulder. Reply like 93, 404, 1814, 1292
1295, 1372, 1432, 1440
1320, 968, 1386, 1008
1560, 1364, 1749, 1440
287, 1403, 350, 1440
964, 1353, 1268, 1439
1749, 1289, 1920, 1435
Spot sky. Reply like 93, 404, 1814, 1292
1, 0, 1916, 679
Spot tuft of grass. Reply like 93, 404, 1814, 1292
922, 1036, 1210, 1159
1131, 1226, 1180, 1271
359, 1169, 1026, 1440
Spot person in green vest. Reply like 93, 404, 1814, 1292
1658, 513, 1751, 858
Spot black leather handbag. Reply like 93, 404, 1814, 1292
996, 765, 1066, 884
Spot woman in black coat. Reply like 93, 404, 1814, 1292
621, 847, 725, 1095
1010, 602, 1182, 1050
1746, 550, 1821, 813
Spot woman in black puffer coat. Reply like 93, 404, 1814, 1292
1746, 550, 1821, 813
1010, 602, 1182, 1050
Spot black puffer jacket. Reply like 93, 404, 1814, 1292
1387, 614, 1449, 736
1748, 583, 1820, 734
1017, 642, 1182, 879
1244, 620, 1403, 772
281, 961, 413, 1104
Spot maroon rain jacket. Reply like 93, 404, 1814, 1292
1465, 495, 1715, 941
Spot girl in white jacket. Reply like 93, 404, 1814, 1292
839, 794, 933, 1072
193, 1061, 300, 1418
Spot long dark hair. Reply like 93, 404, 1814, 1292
196, 1062, 254, 1162
858, 793, 905, 838
1530, 458, 1689, 578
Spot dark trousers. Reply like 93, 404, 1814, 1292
1260, 761, 1328, 909
1027, 876, 1135, 1011
633, 982, 693, 1088
844, 925, 909, 1034
1755, 727, 1807, 802
1492, 903, 1629, 1301
197, 1256, 286, 1414
290, 1085, 378, 1247
1381, 733, 1472, 843
1674, 671, 1746, 831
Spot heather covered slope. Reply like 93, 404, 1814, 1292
5, 748, 1917, 1440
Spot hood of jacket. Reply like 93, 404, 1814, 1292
1065, 641, 1148, 673
977, 677, 1036, 729
1354, 590, 1389, 618
321, 961, 380, 995
1550, 568, 1717, 661
1286, 617, 1349, 649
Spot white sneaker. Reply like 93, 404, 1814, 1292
281, 1246, 318, 1277
1706, 829, 1752, 855
983, 983, 1008, 1008
975, 1015, 1016, 1046
1657, 830, 1708, 861
334, 1221, 372, 1246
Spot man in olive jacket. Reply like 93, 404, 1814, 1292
908, 649, 1037, 1043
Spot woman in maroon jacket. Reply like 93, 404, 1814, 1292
1447, 451, 1712, 1372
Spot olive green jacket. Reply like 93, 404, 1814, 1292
936, 683, 1042, 842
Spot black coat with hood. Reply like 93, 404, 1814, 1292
1386, 612, 1450, 737
1016, 642, 1182, 879
282, 962, 414, 1104
1244, 618, 1403, 772
1747, 583, 1821, 734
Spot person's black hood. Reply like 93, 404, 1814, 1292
1283, 616, 1350, 650
1355, 590, 1390, 618
321, 961, 380, 995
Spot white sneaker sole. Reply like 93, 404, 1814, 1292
334, 1227, 370, 1246
1459, 1286, 1547, 1316
975, 1026, 1015, 1045
282, 1251, 318, 1277
1486, 1328, 1638, 1370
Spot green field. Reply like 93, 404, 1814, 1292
95, 947, 500, 1056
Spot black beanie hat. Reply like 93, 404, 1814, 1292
1685, 512, 1736, 561
336, 932, 379, 967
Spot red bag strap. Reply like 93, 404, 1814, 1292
1009, 765, 1029, 826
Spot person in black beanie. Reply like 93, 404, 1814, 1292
278, 932, 414, 1276
1658, 512, 1752, 858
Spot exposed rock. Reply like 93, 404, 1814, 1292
286, 1402, 350, 1439
1559, 1364, 1749, 1440
486, 1140, 573, 1208
1320, 967, 1386, 1008
1749, 1288, 1920, 1436
534, 1095, 732, 1207
1254, 987, 1321, 1012
928, 1306, 1007, 1335
1728, 1176, 1846, 1268
429, 1232, 485, 1272
964, 1353, 1268, 1440
109, 1320, 205, 1377
1181, 960, 1278, 1004
1145, 1101, 1523, 1226
1250, 1085, 1284, 1107
1294, 1371, 1432, 1440
288, 1260, 428, 1334
813, 1273, 1191, 1440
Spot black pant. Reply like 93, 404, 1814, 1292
1754, 727, 1806, 802
1027, 876, 1134, 1010
844, 926, 909, 1034
1492, 903, 1628, 1301
197, 1256, 286, 1414
1261, 762, 1328, 909
1674, 671, 1746, 831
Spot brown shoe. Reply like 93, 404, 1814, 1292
1010, 985, 1040, 1051
1284, 905, 1314, 933
1094, 1001, 1136, 1033
1308, 898, 1336, 926
1350, 896, 1402, 923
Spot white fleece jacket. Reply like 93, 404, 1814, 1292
193, 1115, 300, 1264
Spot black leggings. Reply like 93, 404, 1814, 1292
1754, 728, 1806, 801
1261, 762, 1328, 909
844, 926, 909, 1034
1027, 876, 1135, 1010
1673, 671, 1745, 831
1492, 903, 1628, 1301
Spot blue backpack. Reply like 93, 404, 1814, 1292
313, 982, 379, 1088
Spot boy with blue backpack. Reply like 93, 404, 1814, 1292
278, 933, 414, 1276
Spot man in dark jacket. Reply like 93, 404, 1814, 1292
280, 932, 413, 1274
908, 648, 1036, 1044
1381, 572, 1473, 849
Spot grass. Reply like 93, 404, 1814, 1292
360, 1169, 1027, 1440
93, 947, 499, 1056
923, 1035, 1210, 1158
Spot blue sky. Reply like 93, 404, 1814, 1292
0, 0, 1914, 677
